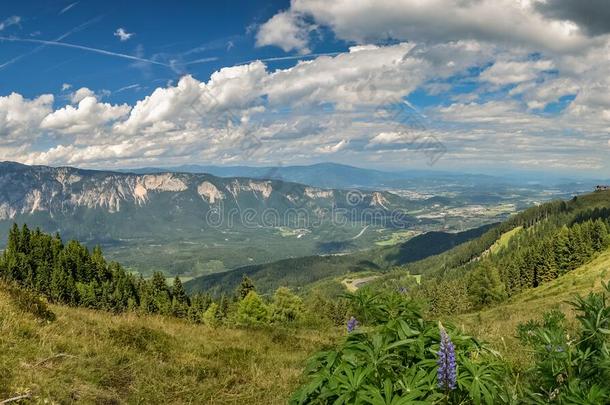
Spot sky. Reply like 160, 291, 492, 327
0, 0, 609, 175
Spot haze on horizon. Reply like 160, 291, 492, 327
0, 0, 609, 175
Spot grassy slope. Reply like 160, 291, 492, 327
488, 226, 522, 254
0, 289, 338, 404
458, 247, 610, 368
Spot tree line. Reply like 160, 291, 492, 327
414, 214, 610, 315
0, 224, 308, 326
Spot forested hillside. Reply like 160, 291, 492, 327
371, 191, 610, 316
185, 223, 496, 296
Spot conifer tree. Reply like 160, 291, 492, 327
236, 291, 269, 325
171, 277, 189, 318
203, 302, 221, 327
270, 287, 303, 323
236, 275, 256, 300
554, 226, 572, 274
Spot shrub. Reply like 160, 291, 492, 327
291, 292, 506, 404
6, 284, 56, 322
517, 282, 610, 403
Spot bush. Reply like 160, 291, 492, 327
291, 292, 506, 404
6, 284, 56, 322
517, 282, 610, 403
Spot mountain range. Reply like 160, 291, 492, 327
0, 161, 432, 277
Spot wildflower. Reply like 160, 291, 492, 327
347, 316, 359, 333
437, 324, 457, 391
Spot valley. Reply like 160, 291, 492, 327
0, 162, 593, 280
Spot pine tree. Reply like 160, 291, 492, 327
236, 275, 256, 300
236, 291, 269, 325
203, 303, 221, 327
467, 261, 506, 307
150, 272, 172, 315
554, 226, 572, 274
270, 287, 303, 323
171, 277, 189, 318
592, 219, 609, 251
536, 237, 557, 284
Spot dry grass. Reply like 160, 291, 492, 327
457, 248, 610, 368
0, 289, 339, 404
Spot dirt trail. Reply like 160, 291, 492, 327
342, 275, 379, 292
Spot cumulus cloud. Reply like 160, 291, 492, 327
480, 59, 555, 85
535, 0, 610, 36
41, 96, 131, 135
259, 0, 595, 54
0, 93, 53, 140
1, 37, 610, 173
70, 87, 95, 104
256, 10, 313, 54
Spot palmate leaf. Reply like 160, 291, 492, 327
361, 379, 430, 405
397, 367, 438, 401
328, 364, 374, 403
457, 357, 501, 405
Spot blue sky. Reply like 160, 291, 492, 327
0, 0, 609, 175
1, 0, 300, 103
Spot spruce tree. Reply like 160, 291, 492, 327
270, 287, 303, 323
236, 291, 269, 325
236, 275, 256, 300
171, 277, 189, 318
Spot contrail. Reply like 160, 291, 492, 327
237, 51, 342, 65
0, 16, 103, 69
183, 56, 219, 65
0, 36, 171, 68
59, 2, 79, 15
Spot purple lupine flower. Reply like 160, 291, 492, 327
437, 325, 457, 391
347, 316, 359, 333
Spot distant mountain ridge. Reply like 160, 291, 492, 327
119, 162, 603, 191
0, 161, 416, 231
119, 162, 505, 190
0, 161, 430, 276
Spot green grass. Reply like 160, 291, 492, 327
0, 285, 339, 404
457, 247, 610, 368
374, 230, 419, 246
488, 226, 522, 254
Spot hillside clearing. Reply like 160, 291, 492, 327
458, 247, 610, 367
0, 288, 339, 404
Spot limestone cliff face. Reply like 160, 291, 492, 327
0, 162, 403, 222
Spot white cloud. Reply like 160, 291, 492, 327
480, 59, 554, 85
0, 93, 53, 140
41, 96, 131, 135
1, 37, 610, 173
70, 87, 95, 104
256, 10, 313, 54
61, 83, 72, 92
316, 139, 347, 153
114, 27, 134, 41
259, 0, 596, 54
